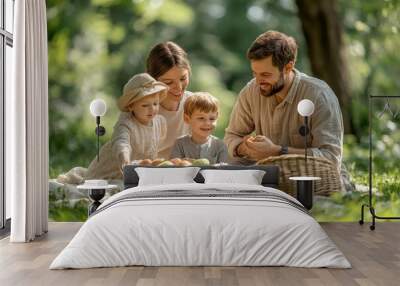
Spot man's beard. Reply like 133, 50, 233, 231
259, 72, 285, 97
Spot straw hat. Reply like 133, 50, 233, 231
117, 73, 168, 112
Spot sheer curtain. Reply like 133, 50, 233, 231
8, 0, 49, 242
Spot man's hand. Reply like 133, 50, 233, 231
245, 135, 280, 161
236, 135, 252, 158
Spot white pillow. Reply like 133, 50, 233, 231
200, 169, 266, 185
136, 167, 200, 186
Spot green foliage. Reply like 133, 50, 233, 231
49, 187, 89, 221
311, 170, 400, 222
340, 0, 400, 137
49, 200, 88, 222
343, 112, 400, 173
47, 0, 306, 175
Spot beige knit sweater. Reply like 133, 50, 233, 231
85, 112, 167, 180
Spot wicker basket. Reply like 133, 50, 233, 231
257, 154, 343, 196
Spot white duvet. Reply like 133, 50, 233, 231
50, 183, 351, 269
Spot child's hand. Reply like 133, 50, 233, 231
118, 153, 130, 169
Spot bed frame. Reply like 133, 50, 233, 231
123, 164, 280, 189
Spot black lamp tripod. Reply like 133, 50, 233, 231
294, 116, 315, 210
95, 116, 106, 162
299, 116, 310, 164
359, 95, 400, 230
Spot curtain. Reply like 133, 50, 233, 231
8, 0, 49, 242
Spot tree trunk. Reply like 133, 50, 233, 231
295, 0, 353, 134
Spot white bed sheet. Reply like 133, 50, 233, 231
50, 183, 351, 269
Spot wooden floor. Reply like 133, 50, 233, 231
0, 222, 399, 286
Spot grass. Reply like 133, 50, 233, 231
48, 169, 400, 222
49, 200, 89, 222
49, 187, 89, 221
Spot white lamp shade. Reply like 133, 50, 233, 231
297, 99, 315, 117
89, 99, 107, 117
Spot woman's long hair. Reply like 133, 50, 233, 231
146, 41, 191, 79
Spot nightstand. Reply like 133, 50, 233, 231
77, 181, 118, 216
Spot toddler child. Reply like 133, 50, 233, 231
84, 73, 168, 180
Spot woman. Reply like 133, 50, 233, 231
146, 41, 192, 159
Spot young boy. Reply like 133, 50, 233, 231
170, 92, 228, 164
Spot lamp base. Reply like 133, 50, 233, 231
88, 189, 105, 216
289, 176, 321, 210
296, 180, 314, 210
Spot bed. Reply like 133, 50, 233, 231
50, 165, 350, 269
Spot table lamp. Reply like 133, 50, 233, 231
89, 99, 107, 162
291, 99, 318, 210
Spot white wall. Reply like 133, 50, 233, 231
5, 43, 13, 219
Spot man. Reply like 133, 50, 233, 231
224, 30, 351, 190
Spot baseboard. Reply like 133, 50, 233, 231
0, 218, 11, 239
